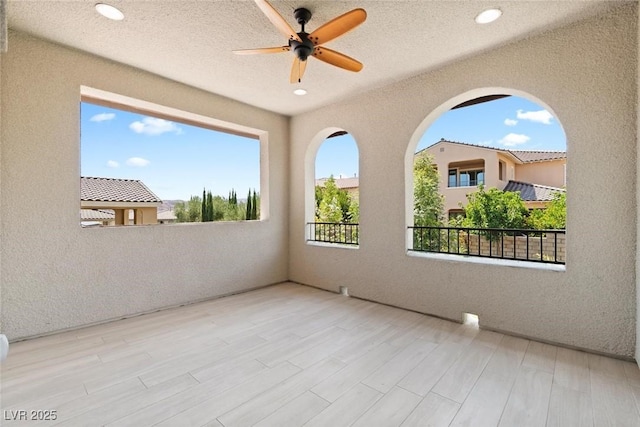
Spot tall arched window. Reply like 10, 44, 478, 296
407, 90, 567, 266
306, 129, 359, 246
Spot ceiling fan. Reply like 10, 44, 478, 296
233, 0, 367, 84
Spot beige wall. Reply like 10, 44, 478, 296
0, 51, 3, 335
637, 4, 640, 367
290, 6, 637, 358
1, 32, 289, 340
516, 160, 566, 189
425, 143, 500, 212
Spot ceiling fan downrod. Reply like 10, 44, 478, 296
291, 8, 314, 61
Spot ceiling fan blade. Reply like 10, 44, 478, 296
312, 47, 363, 72
233, 46, 290, 55
290, 57, 308, 84
254, 0, 302, 43
308, 8, 366, 46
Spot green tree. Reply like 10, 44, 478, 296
313, 176, 359, 242
206, 191, 214, 222
317, 177, 344, 223
315, 176, 358, 223
315, 186, 324, 212
251, 190, 258, 220
528, 192, 566, 229
211, 195, 225, 221
246, 189, 252, 220
460, 185, 528, 230
348, 197, 359, 223
201, 188, 207, 222
175, 196, 202, 223
413, 154, 444, 227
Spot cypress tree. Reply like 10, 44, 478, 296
251, 189, 258, 220
201, 188, 206, 222
207, 191, 214, 222
246, 189, 252, 220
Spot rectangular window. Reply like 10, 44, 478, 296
448, 209, 465, 221
80, 90, 264, 227
459, 169, 484, 187
448, 169, 457, 187
499, 161, 505, 181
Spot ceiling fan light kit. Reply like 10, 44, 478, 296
233, 0, 366, 84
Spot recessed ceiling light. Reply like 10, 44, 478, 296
95, 3, 124, 21
475, 8, 502, 24
293, 89, 307, 96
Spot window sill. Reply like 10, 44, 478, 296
407, 250, 565, 272
306, 241, 359, 250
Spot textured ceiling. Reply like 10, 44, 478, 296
7, 0, 626, 116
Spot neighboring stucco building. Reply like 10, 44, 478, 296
80, 177, 162, 226
80, 208, 115, 227
315, 176, 360, 199
419, 139, 566, 214
157, 209, 178, 224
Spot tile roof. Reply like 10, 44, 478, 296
423, 139, 566, 163
81, 177, 162, 203
503, 180, 565, 202
80, 209, 115, 220
509, 150, 566, 163
315, 177, 360, 190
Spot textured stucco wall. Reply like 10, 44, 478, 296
291, 6, 637, 358
517, 160, 565, 189
0, 51, 3, 335
1, 32, 289, 340
424, 142, 501, 212
637, 3, 640, 367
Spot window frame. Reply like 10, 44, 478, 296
448, 167, 485, 188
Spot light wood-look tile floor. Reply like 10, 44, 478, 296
2, 283, 640, 426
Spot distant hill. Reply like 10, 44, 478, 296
159, 200, 182, 212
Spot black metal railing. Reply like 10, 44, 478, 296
409, 226, 565, 265
307, 222, 359, 245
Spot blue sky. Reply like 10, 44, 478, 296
82, 96, 566, 200
315, 96, 566, 179
81, 102, 260, 200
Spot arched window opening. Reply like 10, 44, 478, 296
409, 92, 567, 266
307, 131, 359, 246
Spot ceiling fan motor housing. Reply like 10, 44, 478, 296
291, 8, 314, 61
290, 33, 314, 61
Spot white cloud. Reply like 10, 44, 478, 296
499, 133, 530, 147
106, 160, 119, 168
516, 109, 554, 125
504, 118, 518, 126
90, 113, 115, 122
129, 117, 182, 136
126, 157, 150, 167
